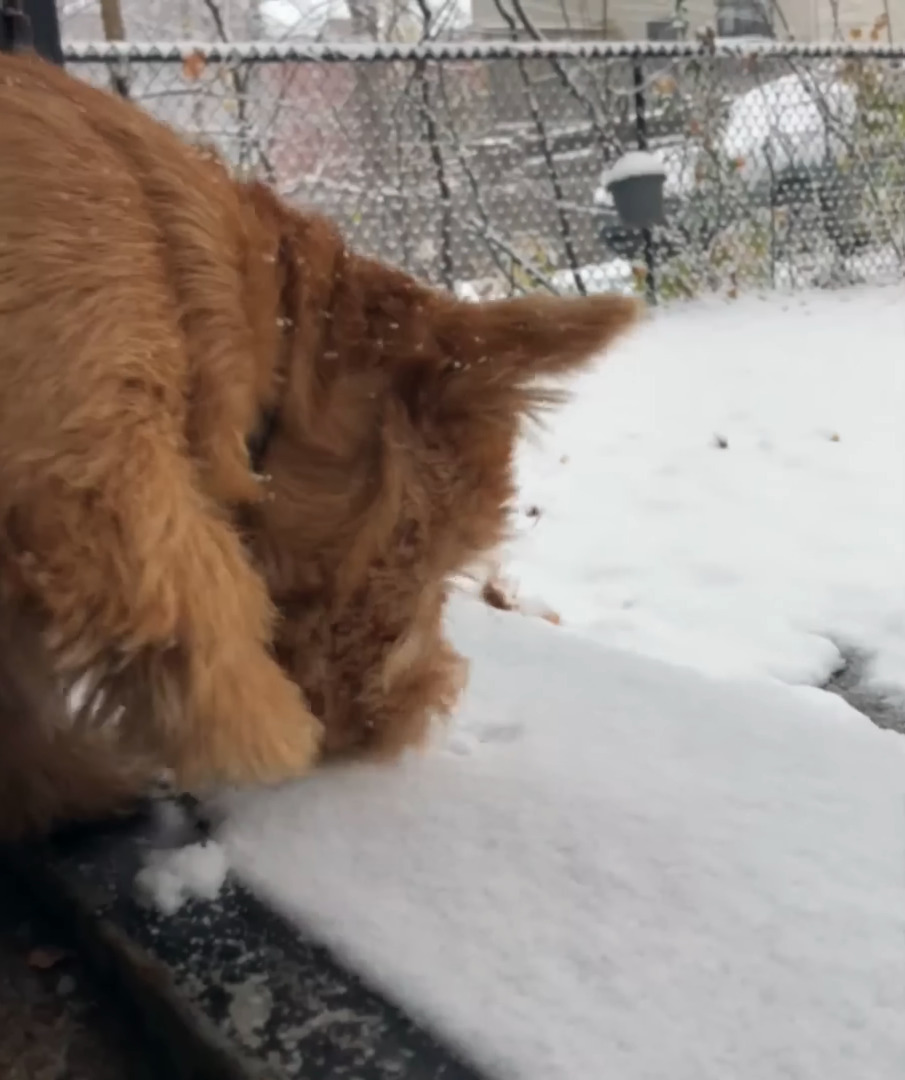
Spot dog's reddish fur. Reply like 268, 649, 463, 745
0, 53, 639, 840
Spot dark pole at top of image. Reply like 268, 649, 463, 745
24, 0, 62, 64
0, 0, 62, 65
632, 60, 657, 306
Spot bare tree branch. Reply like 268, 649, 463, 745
497, 0, 623, 160
414, 0, 454, 287
99, 0, 131, 98
492, 0, 586, 293
435, 66, 558, 294
201, 0, 229, 43
197, 0, 279, 178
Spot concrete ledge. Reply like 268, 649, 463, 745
1, 810, 485, 1080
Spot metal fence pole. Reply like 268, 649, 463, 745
23, 0, 62, 65
632, 58, 658, 305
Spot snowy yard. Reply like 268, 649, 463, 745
172, 286, 904, 1079
500, 285, 905, 700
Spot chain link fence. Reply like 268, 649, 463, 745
65, 40, 905, 301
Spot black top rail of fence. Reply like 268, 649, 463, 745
62, 38, 905, 66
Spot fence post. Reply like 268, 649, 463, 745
5, 0, 61, 64
22, 0, 62, 65
632, 58, 657, 305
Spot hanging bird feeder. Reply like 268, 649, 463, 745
602, 151, 667, 229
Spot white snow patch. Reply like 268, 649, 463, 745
504, 285, 905, 701
222, 594, 905, 1080
134, 840, 229, 915
596, 141, 697, 206
259, 0, 306, 33
601, 150, 667, 188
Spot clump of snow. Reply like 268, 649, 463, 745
601, 150, 667, 190
222, 594, 905, 1080
595, 141, 697, 207
134, 840, 229, 916
504, 284, 905, 703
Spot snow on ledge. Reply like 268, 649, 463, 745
134, 840, 229, 915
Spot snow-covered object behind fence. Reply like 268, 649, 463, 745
723, 73, 858, 184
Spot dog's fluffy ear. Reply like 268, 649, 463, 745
402, 291, 641, 422
443, 291, 640, 376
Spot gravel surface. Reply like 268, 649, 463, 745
0, 884, 133, 1080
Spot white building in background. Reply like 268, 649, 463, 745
470, 0, 905, 41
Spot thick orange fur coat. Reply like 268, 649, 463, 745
0, 53, 639, 841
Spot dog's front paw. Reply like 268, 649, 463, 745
177, 653, 323, 788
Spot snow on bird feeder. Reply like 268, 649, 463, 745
602, 151, 667, 229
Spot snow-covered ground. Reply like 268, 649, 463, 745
498, 284, 905, 703
209, 285, 904, 1079
222, 596, 905, 1080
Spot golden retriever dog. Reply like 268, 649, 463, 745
0, 53, 639, 841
